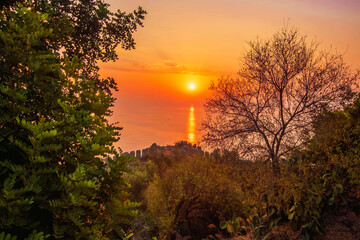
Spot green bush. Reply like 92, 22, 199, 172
143, 155, 244, 237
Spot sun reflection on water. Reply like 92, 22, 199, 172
187, 106, 196, 144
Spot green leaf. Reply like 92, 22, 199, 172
301, 221, 313, 229
0, 232, 17, 240
219, 221, 228, 229
288, 211, 295, 220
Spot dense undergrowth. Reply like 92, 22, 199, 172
125, 97, 360, 240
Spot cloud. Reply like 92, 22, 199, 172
164, 60, 178, 67
142, 59, 185, 73
100, 55, 225, 77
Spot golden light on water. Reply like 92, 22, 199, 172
187, 106, 196, 144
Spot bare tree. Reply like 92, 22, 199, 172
203, 27, 358, 175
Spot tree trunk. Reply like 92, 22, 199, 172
271, 157, 281, 176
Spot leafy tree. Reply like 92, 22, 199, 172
1, 0, 146, 97
1, 0, 146, 64
203, 27, 358, 175
0, 3, 142, 239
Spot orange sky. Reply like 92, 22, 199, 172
99, 0, 360, 152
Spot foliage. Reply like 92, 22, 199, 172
247, 207, 281, 240
126, 107, 360, 239
229, 159, 344, 236
276, 162, 344, 237
144, 155, 244, 238
124, 159, 157, 203
219, 214, 247, 237
2, 0, 146, 71
306, 97, 360, 186
124, 144, 247, 238
1, 0, 146, 126
0, 4, 141, 239
124, 96, 360, 238
217, 117, 360, 239
281, 96, 360, 236
203, 27, 358, 175
0, 230, 50, 240
0, 232, 17, 240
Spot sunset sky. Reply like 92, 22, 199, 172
99, 0, 360, 152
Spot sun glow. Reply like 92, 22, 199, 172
188, 83, 196, 91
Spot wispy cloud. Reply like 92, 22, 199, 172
101, 57, 222, 76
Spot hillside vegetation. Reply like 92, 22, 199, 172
125, 98, 360, 239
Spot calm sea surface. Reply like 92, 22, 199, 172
112, 102, 205, 152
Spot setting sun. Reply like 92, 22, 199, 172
189, 83, 196, 91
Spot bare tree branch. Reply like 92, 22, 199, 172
203, 27, 359, 175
